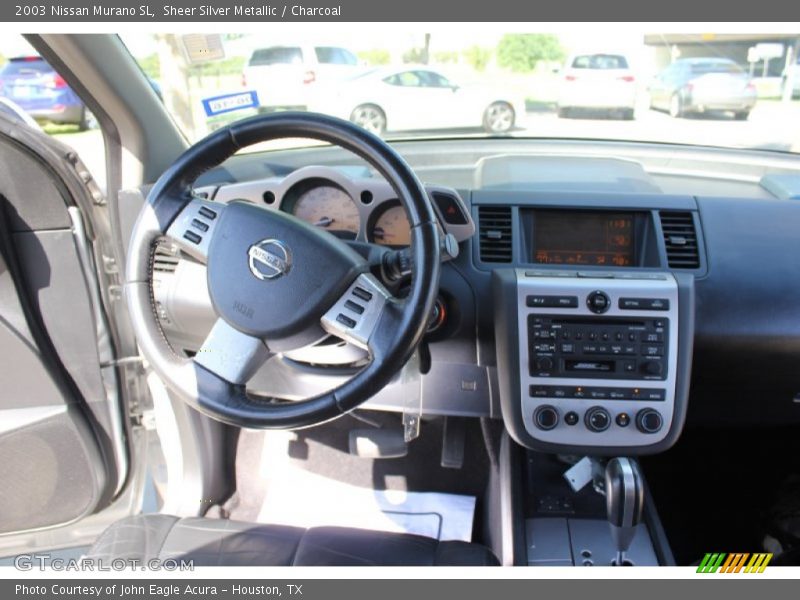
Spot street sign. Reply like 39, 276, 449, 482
201, 91, 260, 117
755, 43, 784, 60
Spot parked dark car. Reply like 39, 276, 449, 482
0, 56, 94, 129
648, 57, 757, 120
0, 55, 162, 131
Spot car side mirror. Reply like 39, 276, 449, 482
552, 67, 561, 75
450, 84, 460, 92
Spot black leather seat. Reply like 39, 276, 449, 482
86, 514, 500, 566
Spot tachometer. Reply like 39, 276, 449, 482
292, 184, 360, 237
372, 204, 411, 246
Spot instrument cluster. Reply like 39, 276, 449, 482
208, 166, 475, 248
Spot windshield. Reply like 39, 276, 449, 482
118, 31, 800, 154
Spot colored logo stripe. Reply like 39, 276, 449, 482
697, 552, 772, 573
744, 553, 773, 573
697, 553, 726, 573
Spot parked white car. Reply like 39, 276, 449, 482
557, 53, 638, 119
309, 66, 525, 135
242, 45, 363, 110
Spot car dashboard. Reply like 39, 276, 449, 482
121, 137, 800, 457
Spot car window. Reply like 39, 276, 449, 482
384, 71, 423, 87
0, 36, 107, 190
249, 47, 303, 66
415, 70, 451, 88
571, 54, 629, 69
314, 47, 358, 66
114, 32, 799, 155
689, 61, 744, 75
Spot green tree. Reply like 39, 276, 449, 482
463, 46, 492, 72
358, 49, 391, 66
137, 53, 160, 79
433, 51, 459, 64
496, 34, 564, 72
402, 47, 427, 64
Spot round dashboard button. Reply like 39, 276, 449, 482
642, 360, 663, 376
587, 291, 611, 314
584, 406, 611, 432
615, 413, 631, 428
534, 405, 559, 431
564, 411, 579, 426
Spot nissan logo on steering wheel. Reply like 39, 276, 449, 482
247, 239, 292, 280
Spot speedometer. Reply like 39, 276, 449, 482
292, 184, 360, 237
372, 204, 411, 246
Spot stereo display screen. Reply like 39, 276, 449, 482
533, 211, 635, 267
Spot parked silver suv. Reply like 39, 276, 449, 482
648, 57, 757, 120
242, 45, 362, 111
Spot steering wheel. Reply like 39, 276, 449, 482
125, 113, 441, 429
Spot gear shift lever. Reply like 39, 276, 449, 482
604, 457, 644, 566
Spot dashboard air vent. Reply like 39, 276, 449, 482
478, 205, 513, 263
152, 245, 180, 274
659, 211, 700, 269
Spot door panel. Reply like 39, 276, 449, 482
0, 118, 121, 535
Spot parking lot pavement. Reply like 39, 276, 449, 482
51, 100, 800, 194
515, 101, 800, 153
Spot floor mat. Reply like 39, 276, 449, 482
226, 425, 478, 542
643, 425, 800, 565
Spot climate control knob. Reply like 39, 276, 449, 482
534, 405, 559, 431
584, 406, 611, 432
636, 409, 663, 434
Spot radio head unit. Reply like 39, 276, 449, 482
492, 268, 692, 455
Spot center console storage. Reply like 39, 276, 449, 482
517, 451, 674, 566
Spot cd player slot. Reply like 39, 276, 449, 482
528, 314, 668, 381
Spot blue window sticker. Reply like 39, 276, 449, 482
202, 91, 260, 117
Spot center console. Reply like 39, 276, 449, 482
490, 202, 697, 456
520, 270, 679, 448
478, 187, 701, 567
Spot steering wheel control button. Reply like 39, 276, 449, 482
183, 230, 202, 244
191, 218, 209, 232
636, 409, 664, 434
564, 411, 579, 426
198, 206, 217, 220
586, 291, 611, 314
534, 405, 559, 431
335, 314, 357, 328
352, 286, 373, 302
615, 413, 631, 428
344, 300, 365, 314
585, 406, 611, 432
